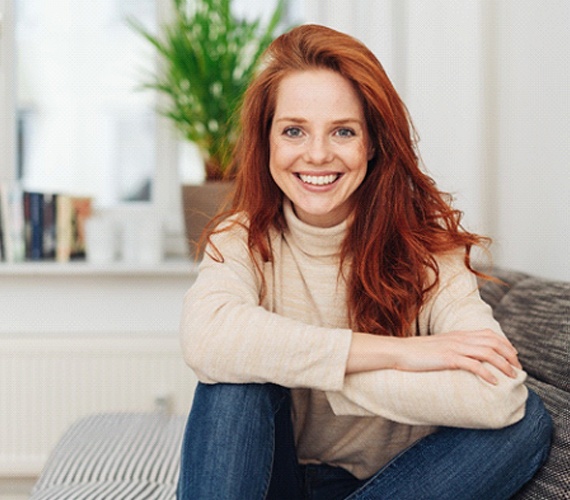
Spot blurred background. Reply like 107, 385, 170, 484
1, 0, 568, 279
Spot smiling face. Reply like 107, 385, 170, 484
269, 69, 371, 228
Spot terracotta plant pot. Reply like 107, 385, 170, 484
181, 182, 234, 257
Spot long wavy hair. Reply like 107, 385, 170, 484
205, 24, 489, 337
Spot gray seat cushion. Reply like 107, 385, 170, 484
481, 269, 570, 500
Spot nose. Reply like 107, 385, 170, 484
304, 136, 333, 165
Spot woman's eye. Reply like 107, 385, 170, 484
336, 128, 356, 138
284, 127, 303, 138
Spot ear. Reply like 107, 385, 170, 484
367, 145, 376, 161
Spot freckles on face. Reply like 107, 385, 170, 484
269, 69, 370, 228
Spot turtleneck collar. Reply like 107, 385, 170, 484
283, 199, 348, 257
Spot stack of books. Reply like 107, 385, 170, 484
0, 182, 92, 263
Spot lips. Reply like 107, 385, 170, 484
297, 173, 340, 186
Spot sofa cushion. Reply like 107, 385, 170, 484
30, 413, 185, 500
479, 268, 530, 311
489, 276, 569, 392
481, 269, 570, 500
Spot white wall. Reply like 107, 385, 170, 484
303, 0, 400, 85
0, 0, 16, 181
308, 0, 569, 280
404, 1, 486, 235
492, 0, 570, 280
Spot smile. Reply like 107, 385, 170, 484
297, 174, 340, 186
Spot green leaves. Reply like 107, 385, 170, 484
130, 0, 287, 179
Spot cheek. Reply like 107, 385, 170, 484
347, 148, 369, 190
268, 141, 278, 171
268, 136, 278, 171
348, 143, 370, 174
268, 143, 285, 188
269, 140, 293, 171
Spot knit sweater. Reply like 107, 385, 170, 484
180, 201, 528, 479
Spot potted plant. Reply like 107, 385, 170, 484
131, 0, 287, 253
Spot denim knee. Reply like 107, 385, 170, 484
520, 389, 553, 467
179, 383, 291, 500
192, 382, 289, 421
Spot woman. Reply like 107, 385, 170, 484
178, 25, 552, 499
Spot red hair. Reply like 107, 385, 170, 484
207, 24, 488, 337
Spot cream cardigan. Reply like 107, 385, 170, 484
180, 202, 528, 479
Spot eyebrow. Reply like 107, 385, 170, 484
273, 117, 364, 126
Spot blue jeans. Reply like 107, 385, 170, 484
177, 383, 552, 500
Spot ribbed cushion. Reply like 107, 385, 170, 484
30, 413, 185, 500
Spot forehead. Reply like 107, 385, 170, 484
274, 69, 364, 119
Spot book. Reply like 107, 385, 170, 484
0, 182, 26, 263
0, 186, 94, 263
23, 191, 44, 261
43, 193, 57, 260
69, 196, 92, 260
56, 195, 92, 262
56, 195, 72, 262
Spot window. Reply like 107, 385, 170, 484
14, 0, 158, 206
1, 0, 303, 222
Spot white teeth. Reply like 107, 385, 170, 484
298, 174, 339, 186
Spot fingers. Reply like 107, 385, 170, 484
469, 347, 517, 382
392, 330, 522, 383
459, 357, 500, 385
482, 331, 521, 369
443, 348, 511, 385
446, 329, 522, 382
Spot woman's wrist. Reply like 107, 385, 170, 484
346, 332, 399, 374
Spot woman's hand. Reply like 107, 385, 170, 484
347, 330, 522, 385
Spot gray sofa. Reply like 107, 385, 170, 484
479, 268, 569, 499
31, 268, 569, 499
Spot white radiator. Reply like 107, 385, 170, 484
0, 335, 197, 477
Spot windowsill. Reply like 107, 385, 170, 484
0, 258, 199, 277
0, 257, 199, 336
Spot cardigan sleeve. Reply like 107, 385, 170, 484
179, 220, 352, 391
326, 253, 529, 429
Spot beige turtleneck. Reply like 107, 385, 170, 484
180, 201, 528, 479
